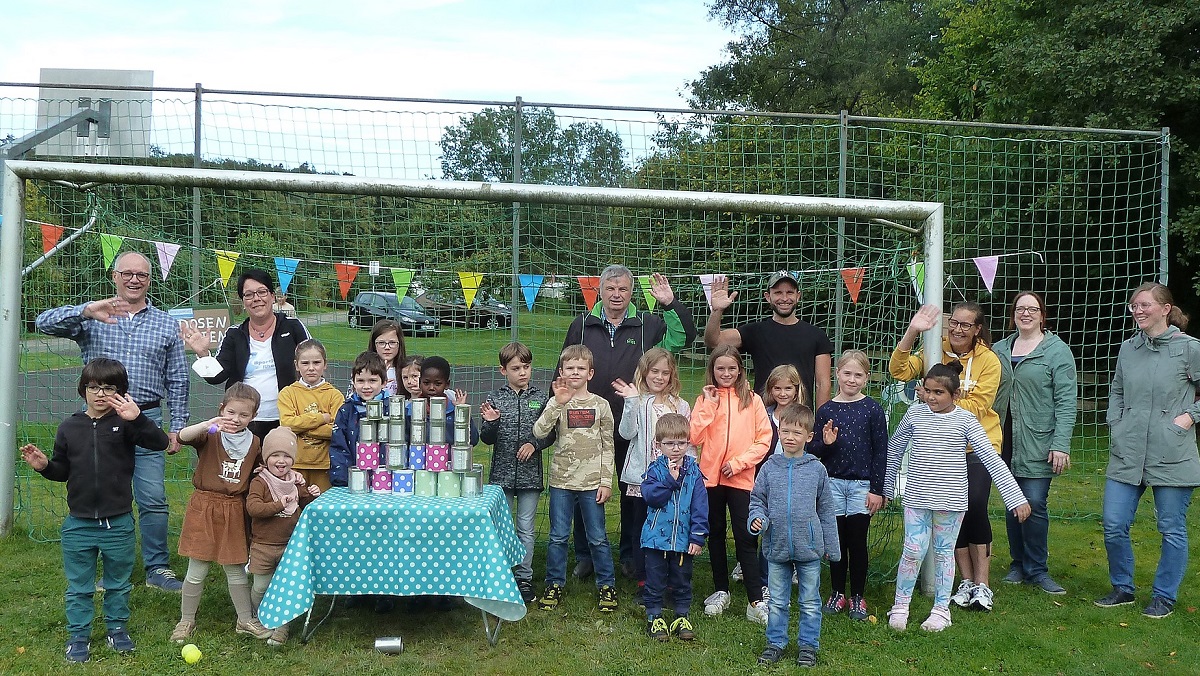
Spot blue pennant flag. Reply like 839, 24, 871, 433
275, 257, 300, 295
519, 274, 544, 311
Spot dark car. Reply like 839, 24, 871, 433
348, 292, 440, 337
414, 290, 513, 329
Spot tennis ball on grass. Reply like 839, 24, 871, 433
181, 643, 202, 664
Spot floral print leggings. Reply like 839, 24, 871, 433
894, 507, 966, 609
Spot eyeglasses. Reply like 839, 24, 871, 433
85, 384, 119, 395
1129, 302, 1159, 312
1014, 306, 1042, 315
242, 288, 273, 299
659, 441, 689, 449
375, 340, 400, 349
115, 270, 150, 282
947, 319, 978, 330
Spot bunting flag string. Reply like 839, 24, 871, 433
973, 256, 999, 293
40, 223, 64, 255
637, 275, 657, 312
577, 276, 601, 312
519, 274, 544, 311
334, 262, 360, 300
155, 242, 181, 281
214, 250, 240, 287
391, 268, 414, 299
99, 234, 125, 270
697, 274, 718, 308
840, 267, 866, 304
274, 257, 300, 295
458, 272, 484, 308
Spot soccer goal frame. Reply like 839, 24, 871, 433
0, 159, 944, 536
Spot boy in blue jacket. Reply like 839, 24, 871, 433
640, 413, 708, 642
749, 404, 840, 669
329, 351, 388, 487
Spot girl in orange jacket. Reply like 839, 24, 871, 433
691, 344, 773, 622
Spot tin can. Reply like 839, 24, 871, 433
470, 464, 484, 489
365, 399, 383, 420
428, 396, 447, 423
387, 441, 408, 469
428, 422, 446, 445
461, 474, 480, 497
453, 421, 469, 446
374, 636, 404, 654
389, 396, 406, 417
426, 443, 449, 472
407, 444, 426, 470
388, 419, 407, 447
410, 421, 427, 446
355, 442, 380, 470
437, 471, 461, 498
451, 445, 472, 472
371, 469, 392, 492
358, 419, 376, 443
348, 467, 369, 493
454, 403, 470, 425
409, 397, 427, 422
377, 420, 389, 444
392, 469, 414, 495
414, 470, 436, 496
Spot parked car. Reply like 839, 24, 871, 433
348, 292, 440, 337
414, 290, 512, 329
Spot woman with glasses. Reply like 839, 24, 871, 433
1096, 282, 1200, 619
992, 292, 1077, 595
183, 269, 309, 439
890, 301, 1007, 612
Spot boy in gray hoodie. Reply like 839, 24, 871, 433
749, 404, 840, 669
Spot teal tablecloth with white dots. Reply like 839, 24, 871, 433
258, 485, 527, 628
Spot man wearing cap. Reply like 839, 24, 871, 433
36, 250, 189, 592
704, 272, 833, 407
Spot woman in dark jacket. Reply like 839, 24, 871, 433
183, 269, 308, 438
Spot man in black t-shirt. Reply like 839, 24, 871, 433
704, 272, 833, 407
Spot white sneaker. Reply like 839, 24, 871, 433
951, 580, 976, 607
746, 600, 769, 625
731, 562, 743, 582
920, 606, 953, 632
704, 591, 731, 616
887, 603, 909, 631
969, 583, 994, 612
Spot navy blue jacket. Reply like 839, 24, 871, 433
329, 393, 389, 487
640, 455, 709, 553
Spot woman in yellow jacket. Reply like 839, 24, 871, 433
890, 302, 1005, 612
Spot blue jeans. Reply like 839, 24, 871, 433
547, 488, 615, 588
63, 513, 135, 637
1006, 476, 1053, 581
503, 488, 540, 582
133, 407, 170, 573
1102, 479, 1194, 602
765, 559, 822, 651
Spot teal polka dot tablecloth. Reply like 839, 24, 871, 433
258, 484, 527, 628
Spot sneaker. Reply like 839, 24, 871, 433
1028, 576, 1066, 595
170, 619, 196, 644
746, 600, 768, 625
1094, 587, 1136, 608
106, 627, 135, 653
951, 580, 976, 607
731, 561, 744, 582
598, 585, 618, 613
704, 590, 731, 616
823, 591, 847, 615
235, 618, 273, 639
887, 603, 909, 631
848, 595, 868, 621
146, 567, 184, 592
539, 583, 563, 611
796, 646, 818, 667
65, 637, 90, 663
647, 615, 669, 642
1143, 597, 1174, 619
969, 584, 994, 612
920, 606, 953, 632
573, 559, 594, 580
670, 615, 695, 641
517, 579, 537, 604
267, 625, 289, 647
1003, 566, 1025, 584
758, 644, 785, 666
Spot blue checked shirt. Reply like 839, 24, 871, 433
36, 301, 190, 432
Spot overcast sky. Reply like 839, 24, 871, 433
2, 0, 737, 107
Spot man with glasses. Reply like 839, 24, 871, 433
36, 251, 189, 592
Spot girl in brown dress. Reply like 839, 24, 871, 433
171, 383, 270, 643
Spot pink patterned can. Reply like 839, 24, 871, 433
371, 469, 392, 492
355, 442, 380, 470
426, 443, 449, 472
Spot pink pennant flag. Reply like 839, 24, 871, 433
155, 242, 181, 281
973, 256, 1000, 293
698, 274, 718, 308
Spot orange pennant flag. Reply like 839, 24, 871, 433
40, 223, 64, 255
840, 267, 866, 304
334, 262, 360, 301
577, 276, 601, 312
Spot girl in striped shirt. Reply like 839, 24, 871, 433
883, 361, 1030, 632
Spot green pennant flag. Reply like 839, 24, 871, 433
908, 261, 926, 303
99, 234, 125, 270
637, 275, 657, 312
391, 268, 414, 298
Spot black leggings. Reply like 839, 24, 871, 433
956, 456, 993, 548
708, 485, 761, 602
829, 513, 872, 597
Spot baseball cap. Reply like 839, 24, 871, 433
766, 271, 798, 290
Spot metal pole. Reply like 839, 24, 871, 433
192, 83, 203, 301
510, 97, 523, 341
1159, 127, 1170, 285
914, 204, 945, 594
833, 110, 848, 357
0, 165, 26, 536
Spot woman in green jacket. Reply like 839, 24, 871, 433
1096, 282, 1200, 619
992, 292, 1077, 595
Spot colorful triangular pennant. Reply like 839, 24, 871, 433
973, 255, 999, 293
99, 234, 125, 270
391, 268, 414, 299
577, 276, 601, 312
458, 272, 484, 308
155, 242, 180, 280
40, 223, 64, 255
274, 257, 300, 295
214, 250, 240, 287
637, 275, 657, 312
698, 274, 718, 308
334, 262, 360, 301
907, 261, 925, 303
519, 274, 544, 311
840, 267, 866, 304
